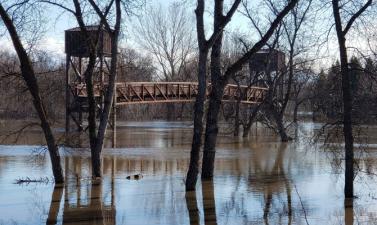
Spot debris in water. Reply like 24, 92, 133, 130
15, 177, 50, 184
126, 174, 143, 180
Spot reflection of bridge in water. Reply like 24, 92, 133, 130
73, 82, 268, 105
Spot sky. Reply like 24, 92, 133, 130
0, 0, 183, 57
0, 0, 375, 71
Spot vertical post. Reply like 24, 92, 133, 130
65, 54, 71, 135
112, 90, 117, 148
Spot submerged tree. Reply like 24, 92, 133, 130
331, 0, 373, 199
42, 0, 124, 178
0, 2, 64, 183
73, 0, 122, 179
239, 0, 314, 141
201, 0, 299, 179
186, 0, 241, 191
186, 0, 300, 189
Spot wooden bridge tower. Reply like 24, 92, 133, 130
65, 26, 113, 134
249, 49, 286, 100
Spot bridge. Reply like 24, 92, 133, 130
64, 26, 269, 147
73, 82, 268, 105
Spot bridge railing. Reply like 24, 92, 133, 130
72, 82, 268, 105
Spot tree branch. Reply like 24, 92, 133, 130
224, 0, 299, 80
87, 0, 115, 32
343, 0, 372, 35
39, 1, 76, 15
206, 0, 241, 48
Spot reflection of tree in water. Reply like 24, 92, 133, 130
0, 156, 8, 176
249, 143, 293, 225
46, 157, 116, 225
46, 185, 63, 225
111, 155, 189, 223
206, 143, 312, 225
46, 155, 190, 225
185, 180, 217, 225
185, 190, 200, 225
344, 199, 353, 225
201, 181, 217, 225
136, 174, 188, 224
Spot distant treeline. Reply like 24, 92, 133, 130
2, 48, 377, 125
0, 48, 197, 121
311, 57, 377, 123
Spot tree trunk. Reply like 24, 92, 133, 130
242, 104, 261, 138
186, 51, 208, 191
92, 1, 121, 178
201, 1, 224, 179
72, 0, 101, 178
186, 0, 241, 189
243, 126, 250, 138
332, 0, 354, 199
0, 4, 64, 183
202, 84, 224, 179
201, 0, 226, 179
85, 53, 99, 173
74, 0, 123, 179
293, 100, 299, 123
264, 83, 291, 142
166, 103, 175, 120
273, 110, 291, 142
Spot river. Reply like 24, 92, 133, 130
0, 121, 377, 225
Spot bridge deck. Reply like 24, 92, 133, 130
73, 82, 267, 105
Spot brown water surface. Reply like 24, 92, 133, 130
0, 121, 377, 224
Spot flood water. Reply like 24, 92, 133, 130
1, 121, 377, 225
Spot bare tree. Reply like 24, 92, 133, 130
201, 0, 299, 179
0, 1, 64, 183
133, 2, 195, 120
291, 63, 313, 124
185, 0, 241, 191
331, 0, 373, 199
134, 2, 195, 82
240, 0, 314, 141
42, 0, 123, 178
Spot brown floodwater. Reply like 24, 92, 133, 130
1, 121, 377, 225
